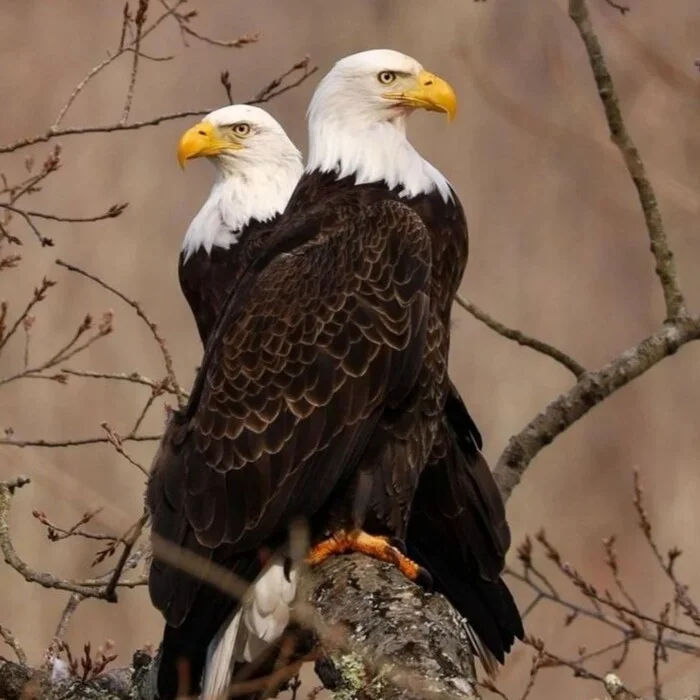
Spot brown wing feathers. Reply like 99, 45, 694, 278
147, 199, 432, 628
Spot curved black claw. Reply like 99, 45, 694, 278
415, 565, 434, 591
388, 537, 408, 555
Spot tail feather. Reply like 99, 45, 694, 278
203, 607, 245, 700
201, 557, 299, 700
465, 624, 499, 679
406, 538, 523, 676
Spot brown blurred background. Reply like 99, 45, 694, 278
1, 1, 699, 697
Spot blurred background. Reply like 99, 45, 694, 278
1, 0, 699, 697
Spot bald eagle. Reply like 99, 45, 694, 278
148, 51, 521, 699
176, 104, 302, 344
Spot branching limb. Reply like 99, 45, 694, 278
0, 277, 55, 354
60, 368, 183, 396
121, 0, 148, 124
0, 311, 113, 388
494, 316, 700, 501
150, 535, 480, 700
569, 0, 684, 319
0, 479, 147, 599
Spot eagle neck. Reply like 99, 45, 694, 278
181, 157, 301, 262
306, 116, 452, 203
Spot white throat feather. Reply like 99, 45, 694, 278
181, 146, 302, 262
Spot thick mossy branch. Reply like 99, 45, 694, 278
310, 554, 479, 700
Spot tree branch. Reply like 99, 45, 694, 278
149, 536, 479, 699
492, 0, 700, 503
569, 0, 685, 319
494, 315, 700, 501
0, 59, 317, 156
310, 555, 479, 700
55, 258, 185, 406
455, 293, 586, 378
0, 479, 147, 600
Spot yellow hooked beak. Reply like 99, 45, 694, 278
176, 122, 242, 168
383, 69, 457, 122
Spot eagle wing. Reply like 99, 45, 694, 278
405, 381, 523, 665
148, 198, 432, 626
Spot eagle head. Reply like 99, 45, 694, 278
177, 104, 300, 174
308, 49, 457, 129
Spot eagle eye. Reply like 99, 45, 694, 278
231, 122, 252, 137
377, 71, 397, 85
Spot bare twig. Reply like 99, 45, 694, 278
101, 422, 149, 477
0, 202, 127, 224
454, 293, 586, 378
0, 312, 113, 388
569, 0, 685, 319
158, 0, 259, 49
603, 0, 630, 15
32, 507, 114, 543
0, 61, 318, 155
0, 277, 55, 354
56, 258, 185, 406
0, 434, 162, 448
633, 471, 700, 628
0, 624, 27, 665
0, 479, 147, 600
129, 384, 166, 435
121, 0, 148, 124
254, 56, 318, 103
54, 594, 84, 642
603, 535, 644, 618
103, 510, 149, 602
4, 145, 61, 205
220, 70, 234, 104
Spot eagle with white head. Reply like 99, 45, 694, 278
176, 104, 302, 344
147, 50, 521, 700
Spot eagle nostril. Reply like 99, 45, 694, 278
424, 79, 433, 86
198, 130, 207, 136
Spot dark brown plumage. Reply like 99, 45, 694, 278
178, 218, 277, 346
157, 172, 522, 696
148, 179, 435, 696
399, 182, 524, 671
152, 47, 523, 694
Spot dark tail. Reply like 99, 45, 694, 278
156, 585, 236, 699
405, 381, 524, 673
405, 536, 523, 673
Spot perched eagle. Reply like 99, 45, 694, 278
152, 105, 304, 699
147, 50, 521, 699
176, 104, 303, 345
298, 48, 523, 673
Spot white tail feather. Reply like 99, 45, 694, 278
201, 557, 299, 699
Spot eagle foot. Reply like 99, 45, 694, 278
306, 530, 433, 588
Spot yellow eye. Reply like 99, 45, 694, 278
232, 122, 251, 137
377, 71, 397, 85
